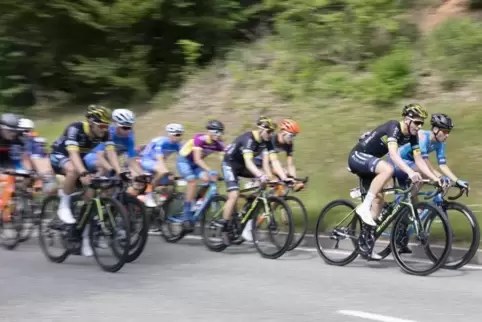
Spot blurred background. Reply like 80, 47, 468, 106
1, 0, 482, 234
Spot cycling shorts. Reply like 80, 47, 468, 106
347, 150, 383, 191
49, 152, 87, 175
222, 161, 256, 192
176, 155, 214, 181
140, 158, 170, 185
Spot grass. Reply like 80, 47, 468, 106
33, 43, 482, 244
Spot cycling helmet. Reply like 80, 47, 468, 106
86, 104, 111, 123
166, 123, 184, 134
256, 116, 277, 131
279, 119, 300, 134
206, 120, 225, 132
430, 113, 454, 130
112, 109, 135, 126
0, 113, 21, 130
18, 118, 34, 131
402, 103, 428, 119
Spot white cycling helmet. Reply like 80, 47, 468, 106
112, 109, 135, 126
166, 123, 184, 134
18, 118, 34, 131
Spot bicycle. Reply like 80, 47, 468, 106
201, 180, 295, 259
112, 171, 152, 263
0, 169, 39, 250
376, 183, 477, 270
315, 176, 453, 276
38, 175, 131, 273
268, 176, 309, 251
158, 176, 225, 243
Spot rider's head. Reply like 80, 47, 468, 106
402, 103, 428, 136
206, 120, 224, 141
18, 118, 35, 137
112, 108, 135, 137
0, 113, 21, 140
430, 113, 453, 142
278, 119, 300, 144
256, 116, 276, 141
86, 104, 111, 138
165, 123, 184, 142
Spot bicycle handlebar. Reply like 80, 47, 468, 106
446, 184, 469, 200
383, 179, 442, 200
1, 169, 35, 178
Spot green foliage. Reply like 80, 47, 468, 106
425, 17, 482, 87
469, 0, 482, 10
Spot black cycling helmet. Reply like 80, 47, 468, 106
206, 120, 225, 132
0, 113, 21, 130
86, 104, 111, 123
402, 103, 428, 119
430, 113, 454, 130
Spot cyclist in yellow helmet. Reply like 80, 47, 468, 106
219, 116, 293, 245
49, 104, 119, 257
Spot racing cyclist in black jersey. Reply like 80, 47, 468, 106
348, 104, 444, 256
50, 105, 120, 256
220, 116, 294, 245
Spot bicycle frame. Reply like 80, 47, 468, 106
73, 189, 115, 234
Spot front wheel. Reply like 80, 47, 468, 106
390, 202, 452, 276
121, 193, 149, 263
200, 194, 228, 252
283, 195, 308, 251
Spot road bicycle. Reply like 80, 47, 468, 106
201, 180, 295, 259
315, 175, 453, 276
39, 175, 131, 273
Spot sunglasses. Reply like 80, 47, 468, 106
173, 133, 183, 137
410, 119, 424, 126
120, 126, 132, 131
440, 129, 450, 135
93, 122, 109, 129
285, 132, 296, 138
209, 130, 224, 136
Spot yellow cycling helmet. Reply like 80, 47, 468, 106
256, 116, 277, 131
402, 103, 428, 119
86, 104, 112, 124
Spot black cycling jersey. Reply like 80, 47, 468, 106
0, 134, 24, 165
224, 131, 276, 165
51, 121, 113, 156
351, 120, 419, 158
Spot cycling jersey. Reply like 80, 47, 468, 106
399, 130, 446, 165
179, 134, 225, 161
23, 133, 47, 159
253, 134, 293, 165
0, 134, 25, 168
51, 121, 114, 156
139, 136, 182, 160
89, 125, 136, 158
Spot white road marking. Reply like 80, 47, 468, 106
337, 310, 417, 322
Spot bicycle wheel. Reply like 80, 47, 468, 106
375, 205, 411, 260
390, 201, 452, 276
121, 193, 149, 263
38, 195, 70, 263
90, 197, 131, 273
283, 195, 308, 251
0, 194, 24, 250
18, 195, 36, 243
160, 192, 187, 243
200, 194, 228, 252
315, 199, 361, 266
426, 201, 479, 270
251, 196, 294, 259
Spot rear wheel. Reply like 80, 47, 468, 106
200, 195, 228, 252
121, 194, 149, 263
160, 192, 187, 243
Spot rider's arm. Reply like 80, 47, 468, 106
261, 150, 273, 178
286, 144, 296, 177
265, 140, 288, 181
125, 135, 143, 176
242, 140, 264, 178
439, 164, 458, 182
386, 127, 417, 177
423, 158, 443, 178
432, 142, 458, 181
193, 148, 211, 172
412, 132, 439, 182
104, 133, 121, 174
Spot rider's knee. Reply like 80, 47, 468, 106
63, 162, 77, 177
227, 190, 239, 200
377, 161, 394, 178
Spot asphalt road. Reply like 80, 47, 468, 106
1, 235, 482, 322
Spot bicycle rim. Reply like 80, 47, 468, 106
122, 194, 149, 263
200, 194, 228, 252
283, 195, 308, 251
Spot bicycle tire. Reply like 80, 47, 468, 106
38, 195, 70, 263
90, 197, 131, 273
390, 201, 452, 276
200, 194, 228, 252
18, 195, 35, 243
229, 193, 249, 246
375, 205, 411, 260
427, 201, 479, 270
121, 193, 149, 263
315, 199, 360, 266
283, 195, 308, 251
160, 192, 187, 243
251, 196, 294, 259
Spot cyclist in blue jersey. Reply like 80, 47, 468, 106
391, 113, 468, 190
139, 123, 184, 207
83, 109, 142, 182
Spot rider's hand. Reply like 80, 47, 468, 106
208, 170, 218, 181
257, 174, 268, 184
456, 179, 469, 190
408, 171, 422, 183
80, 173, 93, 186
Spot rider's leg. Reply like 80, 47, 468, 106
220, 162, 241, 244
177, 155, 198, 218
140, 158, 159, 207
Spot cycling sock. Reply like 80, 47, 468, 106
362, 192, 375, 209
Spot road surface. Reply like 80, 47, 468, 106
1, 235, 481, 322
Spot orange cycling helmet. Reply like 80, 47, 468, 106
279, 119, 300, 134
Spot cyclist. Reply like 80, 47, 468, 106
83, 109, 143, 186
17, 118, 57, 193
0, 113, 32, 223
394, 113, 468, 190
50, 104, 115, 256
176, 120, 225, 228
139, 123, 184, 207
348, 104, 443, 234
220, 116, 293, 245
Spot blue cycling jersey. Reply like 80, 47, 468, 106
24, 136, 47, 158
140, 136, 182, 159
91, 125, 136, 158
399, 130, 446, 165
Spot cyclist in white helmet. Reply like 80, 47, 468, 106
83, 109, 141, 181
138, 123, 184, 207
